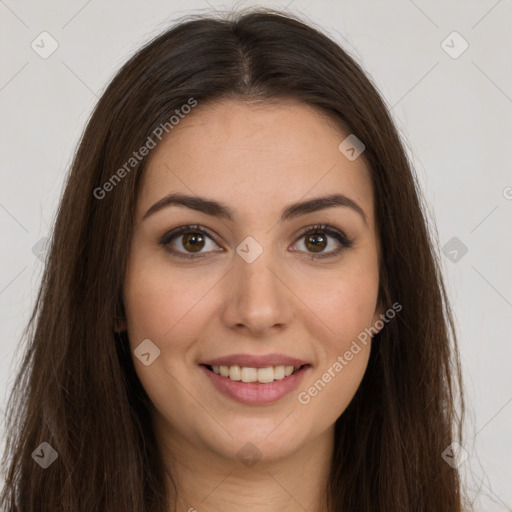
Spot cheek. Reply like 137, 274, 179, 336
304, 258, 380, 347
307, 278, 376, 377
122, 258, 215, 409
297, 345, 370, 434
122, 253, 217, 352
293, 258, 378, 420
125, 224, 223, 313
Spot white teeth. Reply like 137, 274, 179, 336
209, 364, 303, 383
257, 367, 275, 383
273, 365, 285, 380
229, 365, 241, 381
241, 367, 257, 382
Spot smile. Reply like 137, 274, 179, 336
206, 364, 304, 383
200, 363, 311, 405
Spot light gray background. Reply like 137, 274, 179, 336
1, 0, 511, 509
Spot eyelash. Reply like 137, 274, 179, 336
158, 223, 354, 260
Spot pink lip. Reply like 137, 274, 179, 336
201, 353, 310, 368
200, 364, 311, 405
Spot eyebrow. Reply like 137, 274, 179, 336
142, 192, 367, 225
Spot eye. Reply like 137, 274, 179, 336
158, 224, 222, 259
159, 223, 354, 260
291, 224, 354, 259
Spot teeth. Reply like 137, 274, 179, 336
209, 364, 303, 383
229, 365, 241, 381
274, 365, 285, 380
241, 367, 257, 383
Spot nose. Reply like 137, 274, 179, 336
221, 244, 294, 336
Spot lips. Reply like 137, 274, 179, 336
200, 362, 311, 405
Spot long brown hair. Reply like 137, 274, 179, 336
1, 8, 468, 511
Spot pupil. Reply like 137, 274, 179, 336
183, 232, 204, 252
307, 232, 326, 252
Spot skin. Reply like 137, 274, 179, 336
119, 99, 384, 512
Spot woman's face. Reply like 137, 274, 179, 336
122, 99, 383, 464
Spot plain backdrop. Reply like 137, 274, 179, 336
1, 0, 511, 509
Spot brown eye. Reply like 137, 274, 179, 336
304, 232, 327, 253
293, 224, 354, 259
181, 232, 206, 252
159, 224, 223, 259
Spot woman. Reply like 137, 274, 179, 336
0, 8, 468, 511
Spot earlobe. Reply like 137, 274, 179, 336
114, 299, 127, 332
114, 316, 127, 333
372, 301, 386, 334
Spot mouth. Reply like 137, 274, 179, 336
202, 363, 309, 384
199, 362, 311, 405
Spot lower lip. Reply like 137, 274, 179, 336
200, 364, 311, 405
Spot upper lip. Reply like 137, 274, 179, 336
201, 353, 310, 368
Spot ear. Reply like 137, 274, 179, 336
371, 298, 386, 334
114, 317, 127, 333
114, 298, 127, 332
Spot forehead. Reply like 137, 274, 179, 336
138, 100, 375, 226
